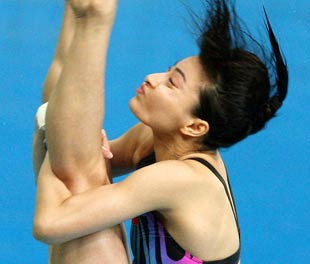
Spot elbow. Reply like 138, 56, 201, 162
33, 223, 50, 244
33, 218, 62, 245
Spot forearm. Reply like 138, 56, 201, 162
110, 123, 154, 177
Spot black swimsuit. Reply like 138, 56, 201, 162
131, 154, 241, 264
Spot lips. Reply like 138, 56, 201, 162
137, 86, 144, 94
137, 81, 153, 95
137, 83, 146, 94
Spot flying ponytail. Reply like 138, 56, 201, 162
264, 8, 289, 122
191, 0, 289, 149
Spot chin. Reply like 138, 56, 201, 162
129, 98, 144, 121
129, 97, 137, 114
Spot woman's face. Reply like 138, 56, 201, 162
129, 56, 208, 134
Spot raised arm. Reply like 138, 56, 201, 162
34, 154, 186, 244
45, 1, 118, 192
109, 122, 154, 177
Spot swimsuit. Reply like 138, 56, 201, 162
131, 154, 241, 264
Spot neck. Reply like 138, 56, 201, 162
152, 131, 216, 162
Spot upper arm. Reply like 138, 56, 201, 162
110, 123, 153, 177
34, 159, 187, 244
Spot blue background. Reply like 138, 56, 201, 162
0, 0, 309, 263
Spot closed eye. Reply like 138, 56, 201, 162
168, 78, 175, 87
167, 66, 183, 88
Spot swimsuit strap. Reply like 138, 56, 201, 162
187, 158, 240, 238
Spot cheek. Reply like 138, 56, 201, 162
129, 95, 180, 130
129, 91, 196, 131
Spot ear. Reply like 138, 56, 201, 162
180, 118, 209, 138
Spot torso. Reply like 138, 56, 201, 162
132, 153, 240, 263
131, 211, 240, 264
50, 226, 129, 264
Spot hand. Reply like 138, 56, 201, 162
101, 129, 113, 159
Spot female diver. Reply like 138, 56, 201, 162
33, 0, 288, 263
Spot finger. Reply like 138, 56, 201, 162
101, 129, 110, 150
102, 145, 113, 159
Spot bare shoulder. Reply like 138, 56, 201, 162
130, 159, 197, 182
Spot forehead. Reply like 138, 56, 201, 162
176, 56, 208, 86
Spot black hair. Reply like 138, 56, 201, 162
191, 0, 288, 150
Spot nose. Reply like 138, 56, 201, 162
145, 72, 166, 88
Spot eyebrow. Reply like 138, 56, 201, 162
175, 67, 187, 83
